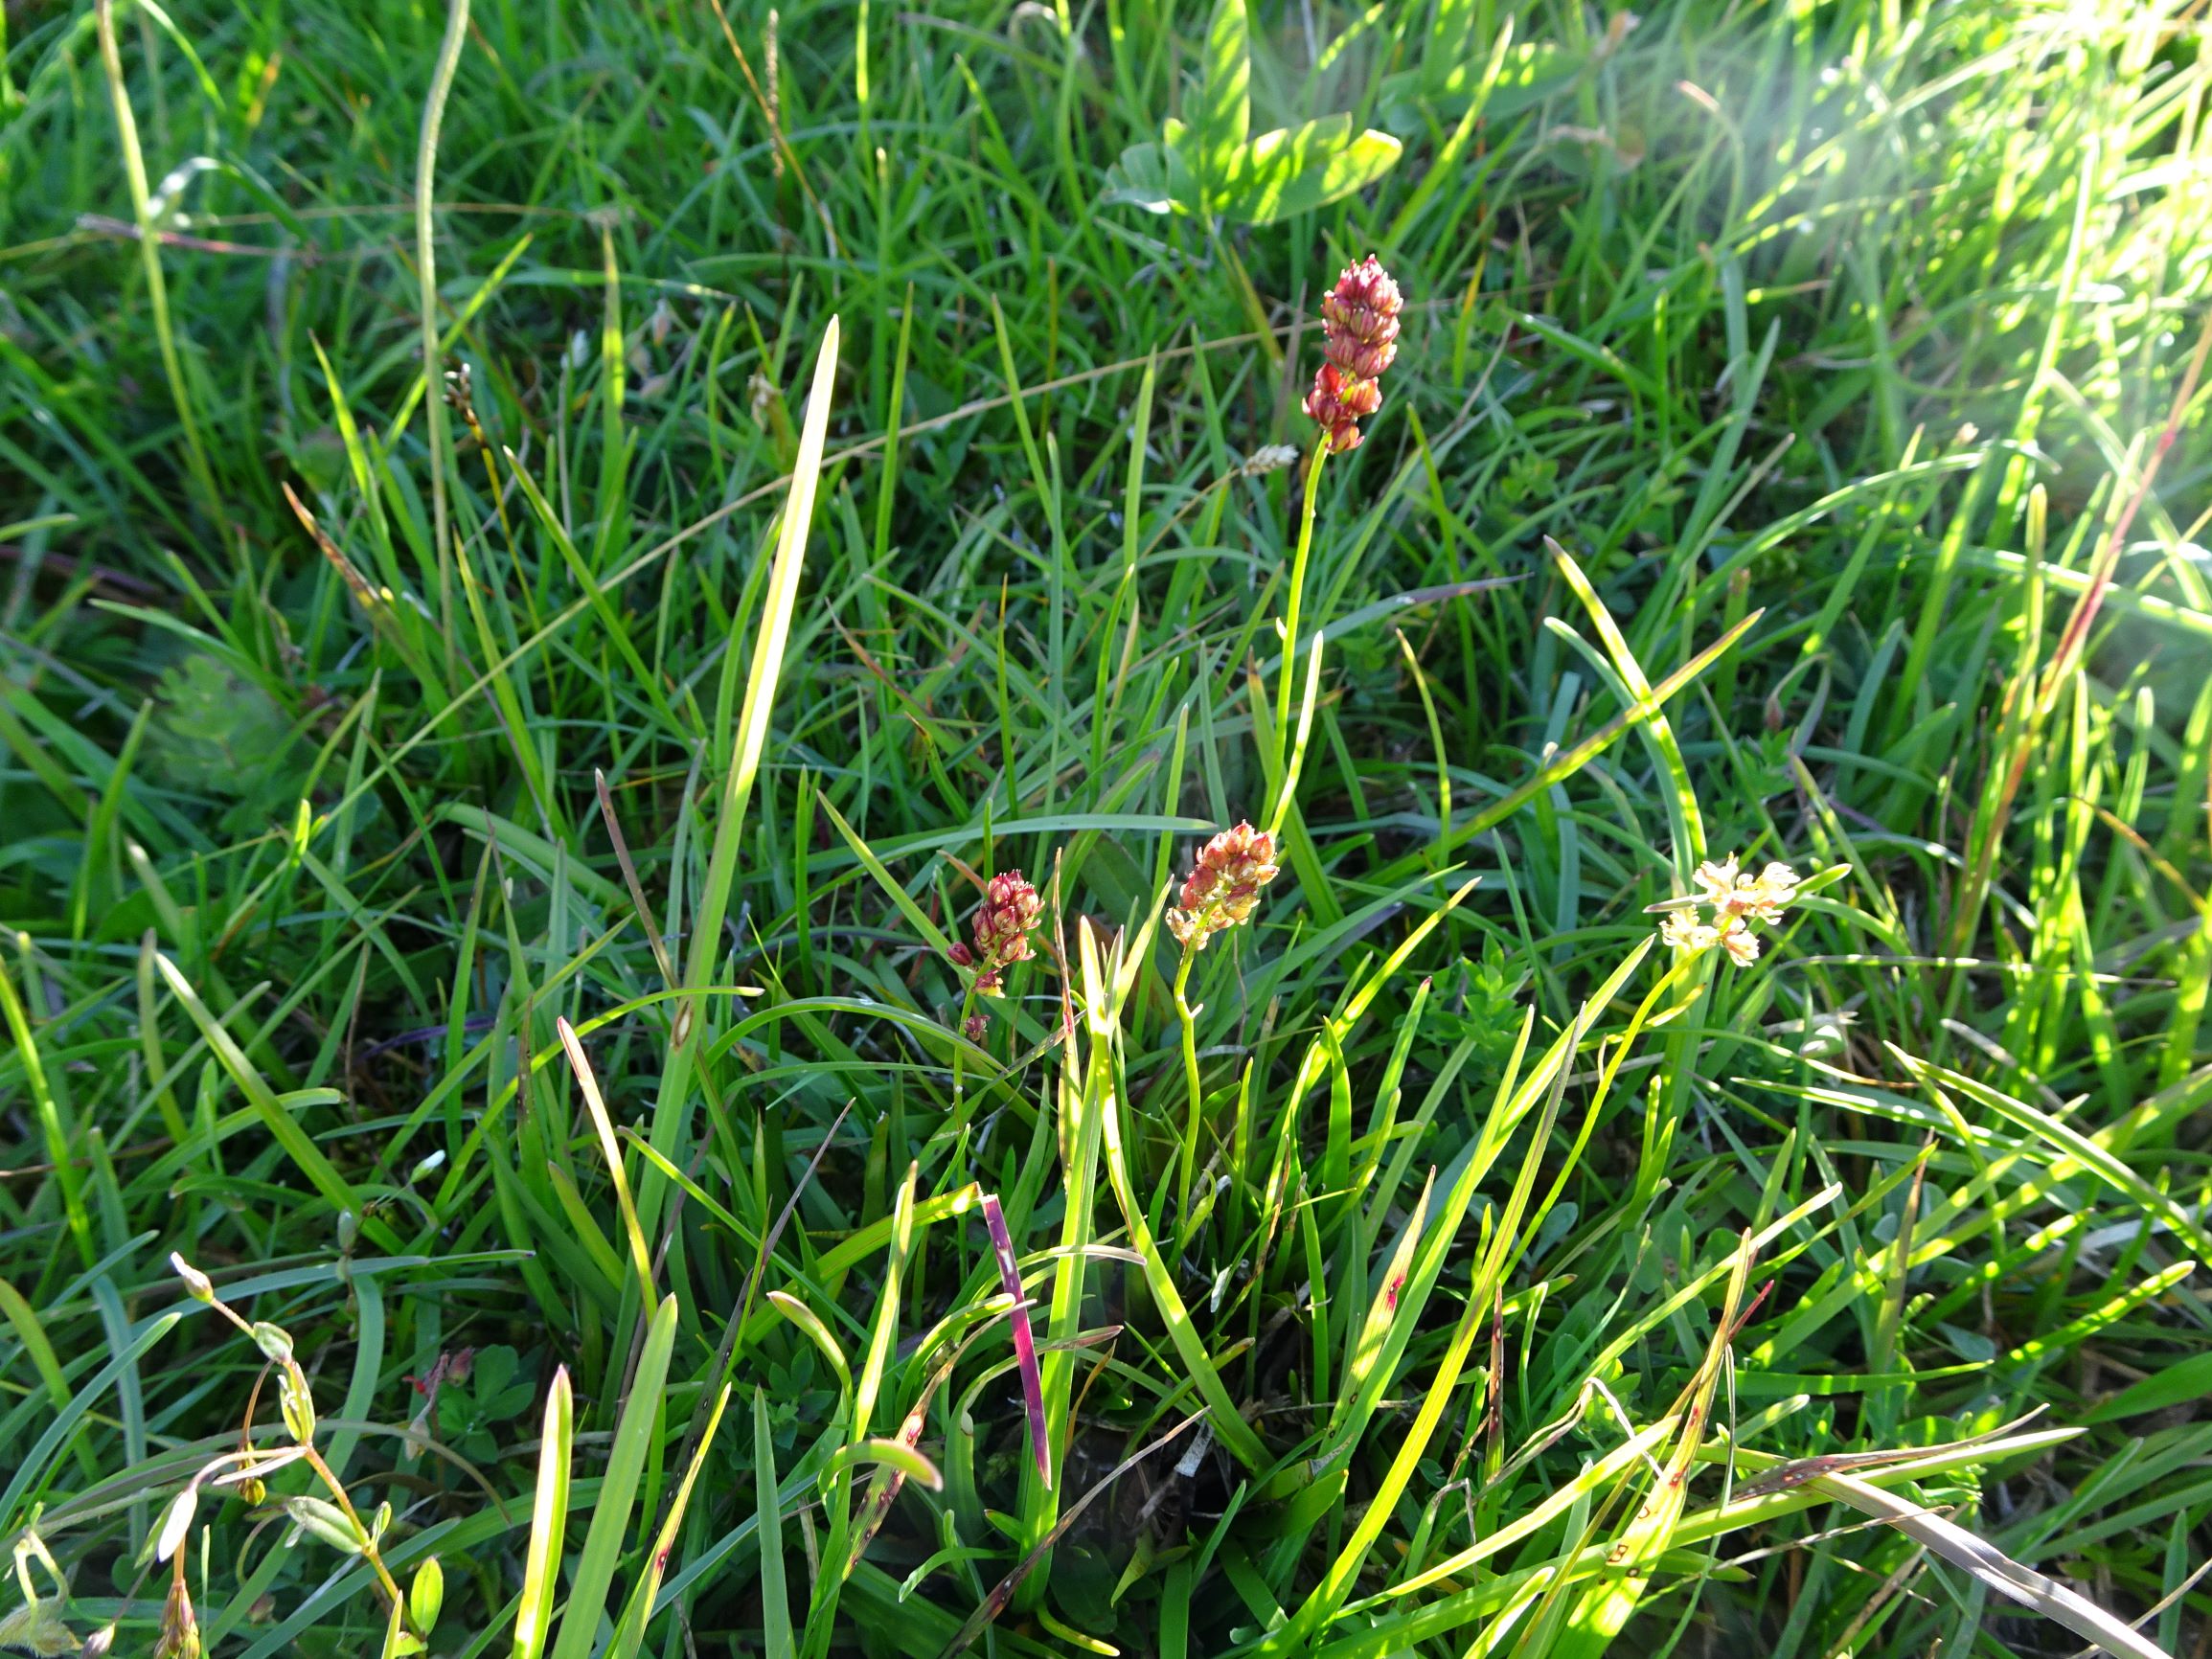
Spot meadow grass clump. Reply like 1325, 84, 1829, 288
3, 0, 2212, 1654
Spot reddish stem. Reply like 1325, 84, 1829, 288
980, 1193, 1051, 1489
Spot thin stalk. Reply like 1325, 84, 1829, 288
302, 1444, 404, 1611
417, 0, 471, 676
1276, 441, 1328, 772
93, 0, 216, 513
949, 980, 979, 1134
1173, 946, 1202, 1233
1099, 1034, 1267, 1470
1631, 943, 1736, 1206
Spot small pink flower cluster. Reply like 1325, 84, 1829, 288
1304, 256, 1402, 453
948, 870, 1041, 996
947, 825, 1288, 1037
1168, 822, 1281, 952
1656, 855, 1801, 966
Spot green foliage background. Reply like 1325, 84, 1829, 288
2, 0, 2210, 1653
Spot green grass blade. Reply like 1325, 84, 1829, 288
547, 1294, 678, 1659
642, 317, 841, 1234
510, 1367, 573, 1659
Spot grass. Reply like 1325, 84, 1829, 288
2, 0, 2211, 1652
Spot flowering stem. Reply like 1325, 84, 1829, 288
950, 981, 976, 1133
1173, 946, 1203, 1229
302, 1443, 405, 1610
1635, 958, 1711, 1206
1275, 439, 1329, 774
1097, 1022, 1268, 1470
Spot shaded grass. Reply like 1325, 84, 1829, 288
2, 0, 2212, 1654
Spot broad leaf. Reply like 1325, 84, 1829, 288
1106, 0, 1404, 224
1101, 142, 1180, 216
1223, 119, 1402, 225
1379, 40, 1582, 128
1188, 0, 1251, 205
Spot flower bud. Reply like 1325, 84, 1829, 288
171, 1254, 215, 1304
285, 1495, 364, 1555
156, 1487, 198, 1563
1320, 258, 1402, 377
1168, 822, 1281, 951
1303, 365, 1369, 454
278, 1367, 317, 1446
155, 1578, 200, 1659
975, 872, 1041, 961
409, 1557, 445, 1635
958, 870, 1040, 997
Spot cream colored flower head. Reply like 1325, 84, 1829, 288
1691, 855, 1741, 905
1694, 856, 1799, 921
1657, 852, 1799, 965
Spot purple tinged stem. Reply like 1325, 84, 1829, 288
980, 1193, 1050, 1489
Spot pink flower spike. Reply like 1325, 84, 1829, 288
1305, 255, 1402, 452
980, 1193, 1050, 1489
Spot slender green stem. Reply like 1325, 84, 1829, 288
1099, 1033, 1268, 1471
417, 0, 471, 677
1633, 948, 1711, 1203
1276, 441, 1328, 775
949, 981, 978, 1134
303, 1444, 405, 1611
1173, 946, 1202, 1234
93, 0, 217, 514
